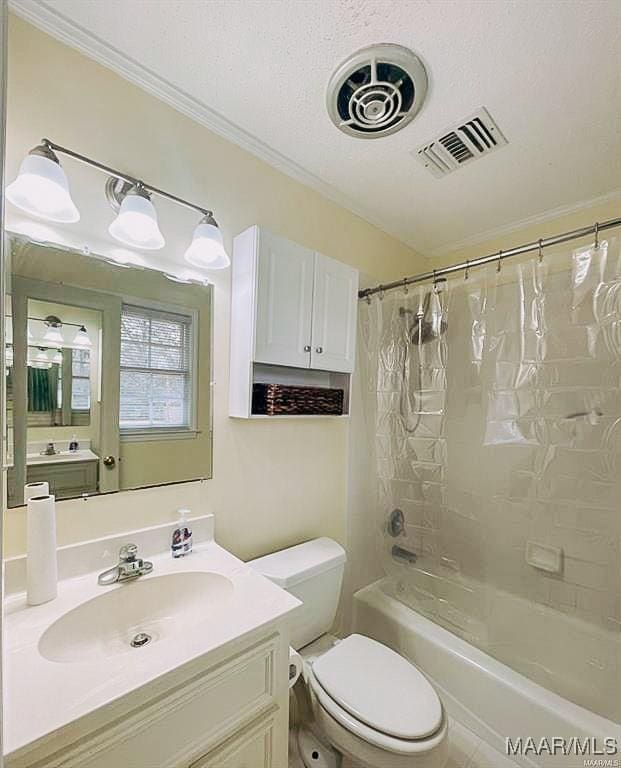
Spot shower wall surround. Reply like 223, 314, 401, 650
360, 238, 621, 722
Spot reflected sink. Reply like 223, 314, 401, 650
38, 572, 234, 663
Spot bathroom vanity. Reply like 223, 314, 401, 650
3, 515, 300, 768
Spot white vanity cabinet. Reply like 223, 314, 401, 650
7, 630, 290, 768
230, 225, 359, 417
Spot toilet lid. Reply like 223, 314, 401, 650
311, 634, 442, 740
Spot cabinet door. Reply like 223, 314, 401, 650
191, 714, 275, 768
310, 253, 358, 372
255, 229, 314, 368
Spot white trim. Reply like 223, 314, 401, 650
428, 189, 621, 259
8, 0, 388, 238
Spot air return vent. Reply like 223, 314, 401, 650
415, 108, 507, 177
326, 44, 428, 139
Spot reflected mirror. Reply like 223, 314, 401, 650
4, 236, 213, 507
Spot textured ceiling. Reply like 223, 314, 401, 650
12, 0, 621, 256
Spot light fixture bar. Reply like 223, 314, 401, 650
41, 138, 213, 218
25, 315, 85, 329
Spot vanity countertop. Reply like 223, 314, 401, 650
26, 447, 99, 465
3, 522, 300, 757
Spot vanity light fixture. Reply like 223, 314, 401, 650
6, 139, 230, 269
72, 325, 92, 348
31, 347, 53, 370
5, 143, 80, 223
42, 315, 64, 347
184, 213, 230, 270
106, 179, 165, 251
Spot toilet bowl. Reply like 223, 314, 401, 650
250, 538, 449, 768
305, 634, 448, 768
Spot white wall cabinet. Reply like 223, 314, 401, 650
230, 226, 359, 418
254, 228, 316, 369
310, 252, 358, 373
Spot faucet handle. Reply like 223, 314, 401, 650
119, 543, 138, 562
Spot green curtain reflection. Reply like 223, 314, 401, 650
28, 365, 59, 412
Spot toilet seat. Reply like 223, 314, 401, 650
308, 634, 445, 755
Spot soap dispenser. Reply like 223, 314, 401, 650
171, 509, 193, 557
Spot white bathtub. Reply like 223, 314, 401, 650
353, 578, 621, 768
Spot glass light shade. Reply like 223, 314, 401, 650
184, 220, 230, 269
47, 349, 63, 364
72, 326, 92, 348
6, 153, 80, 223
42, 325, 64, 347
108, 192, 165, 250
32, 349, 52, 369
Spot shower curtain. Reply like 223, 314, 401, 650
359, 237, 621, 722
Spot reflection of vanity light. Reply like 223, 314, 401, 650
72, 325, 92, 348
42, 316, 64, 347
42, 325, 64, 346
106, 248, 147, 268
46, 349, 63, 364
5, 347, 13, 367
164, 273, 194, 284
184, 214, 230, 270
5, 144, 80, 223
31, 348, 52, 369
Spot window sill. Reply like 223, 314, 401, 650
120, 429, 200, 443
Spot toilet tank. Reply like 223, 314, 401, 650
249, 538, 346, 650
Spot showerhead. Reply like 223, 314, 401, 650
400, 280, 447, 345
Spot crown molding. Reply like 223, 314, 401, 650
428, 189, 621, 260
9, 0, 396, 242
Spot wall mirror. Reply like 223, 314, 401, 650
4, 236, 213, 507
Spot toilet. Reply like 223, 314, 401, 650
250, 538, 448, 768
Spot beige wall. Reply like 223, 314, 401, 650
3, 16, 426, 559
432, 196, 620, 269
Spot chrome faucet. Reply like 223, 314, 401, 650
97, 543, 153, 586
42, 442, 57, 456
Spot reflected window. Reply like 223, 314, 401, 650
119, 304, 195, 433
71, 348, 91, 411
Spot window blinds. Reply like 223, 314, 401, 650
120, 304, 193, 430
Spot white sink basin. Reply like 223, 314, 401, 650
38, 572, 234, 663
27, 448, 99, 465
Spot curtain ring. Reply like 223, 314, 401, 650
432, 269, 439, 292
378, 286, 385, 301
365, 294, 372, 305
496, 250, 503, 273
402, 277, 409, 295
464, 259, 470, 280
538, 238, 544, 264
594, 222, 599, 250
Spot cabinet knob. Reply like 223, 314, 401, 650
316, 346, 323, 353
103, 456, 116, 468
303, 345, 311, 352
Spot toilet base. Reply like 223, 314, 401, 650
311, 688, 448, 768
297, 726, 341, 768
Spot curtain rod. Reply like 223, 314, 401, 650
358, 216, 621, 301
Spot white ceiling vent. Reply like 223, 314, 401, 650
415, 108, 507, 177
326, 44, 428, 139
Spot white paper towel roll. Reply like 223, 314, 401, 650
27, 494, 58, 606
24, 481, 49, 503
288, 647, 303, 688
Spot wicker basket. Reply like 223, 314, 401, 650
252, 383, 344, 416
